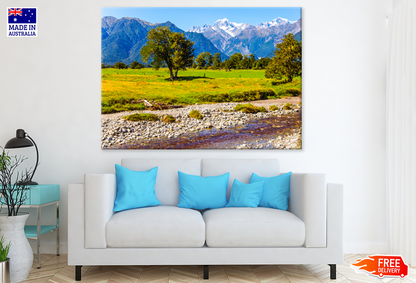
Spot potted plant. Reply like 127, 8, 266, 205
0, 235, 11, 283
0, 148, 34, 283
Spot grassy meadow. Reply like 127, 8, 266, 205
101, 68, 301, 114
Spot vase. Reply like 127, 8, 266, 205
0, 213, 33, 283
0, 258, 10, 283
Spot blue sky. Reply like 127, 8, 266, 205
101, 7, 301, 31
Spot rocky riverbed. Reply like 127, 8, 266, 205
101, 102, 302, 149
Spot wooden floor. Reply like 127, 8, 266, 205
22, 254, 416, 283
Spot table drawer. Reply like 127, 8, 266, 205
23, 184, 60, 205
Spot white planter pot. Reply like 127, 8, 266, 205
0, 213, 33, 283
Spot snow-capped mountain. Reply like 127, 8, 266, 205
211, 18, 251, 37
188, 24, 211, 33
187, 17, 301, 57
256, 17, 295, 29
189, 18, 251, 38
187, 17, 294, 37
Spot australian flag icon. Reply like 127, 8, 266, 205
8, 8, 36, 24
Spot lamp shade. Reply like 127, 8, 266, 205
4, 129, 39, 185
5, 138, 33, 148
5, 129, 33, 149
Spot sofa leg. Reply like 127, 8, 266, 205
203, 265, 209, 280
75, 266, 82, 281
329, 264, 336, 279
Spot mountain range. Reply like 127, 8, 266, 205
187, 17, 301, 58
101, 16, 301, 66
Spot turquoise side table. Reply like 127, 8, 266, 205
21, 184, 60, 269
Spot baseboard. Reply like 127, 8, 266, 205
344, 242, 388, 254
29, 242, 68, 254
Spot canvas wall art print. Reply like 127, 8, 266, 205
101, 7, 302, 149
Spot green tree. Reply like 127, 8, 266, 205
239, 54, 256, 69
224, 59, 233, 71
130, 61, 144, 69
249, 54, 256, 68
212, 53, 222, 70
228, 53, 243, 69
195, 54, 206, 69
114, 62, 127, 69
255, 57, 271, 69
195, 52, 213, 69
101, 63, 105, 69
265, 33, 302, 82
171, 32, 195, 77
205, 52, 213, 67
140, 26, 195, 81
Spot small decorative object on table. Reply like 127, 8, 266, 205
0, 147, 35, 283
0, 235, 11, 283
4, 129, 39, 185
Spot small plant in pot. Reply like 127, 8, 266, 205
0, 235, 11, 260
0, 235, 11, 282
0, 148, 35, 283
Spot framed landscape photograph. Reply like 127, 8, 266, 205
101, 7, 302, 149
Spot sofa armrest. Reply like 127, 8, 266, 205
84, 174, 117, 248
68, 184, 85, 265
289, 173, 327, 248
327, 182, 343, 261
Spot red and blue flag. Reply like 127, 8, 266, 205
8, 8, 36, 24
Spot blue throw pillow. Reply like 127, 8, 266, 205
250, 172, 292, 210
226, 179, 264, 208
114, 164, 161, 212
178, 171, 229, 210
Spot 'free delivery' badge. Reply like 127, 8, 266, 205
7, 8, 37, 37
351, 255, 409, 279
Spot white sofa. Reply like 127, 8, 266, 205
68, 158, 343, 281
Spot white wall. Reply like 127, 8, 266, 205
393, 0, 405, 9
0, 0, 390, 254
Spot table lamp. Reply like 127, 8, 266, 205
5, 129, 39, 185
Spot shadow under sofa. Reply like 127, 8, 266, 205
68, 158, 343, 281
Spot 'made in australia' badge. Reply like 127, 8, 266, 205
7, 8, 37, 37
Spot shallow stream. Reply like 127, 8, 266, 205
107, 113, 300, 150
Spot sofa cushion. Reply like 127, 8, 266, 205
121, 159, 201, 206
250, 172, 292, 211
106, 206, 205, 248
178, 171, 229, 210
203, 207, 305, 247
202, 159, 280, 200
226, 179, 264, 208
113, 165, 161, 212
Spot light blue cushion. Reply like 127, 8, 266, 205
250, 172, 292, 210
178, 171, 229, 210
114, 164, 161, 212
226, 179, 264, 208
